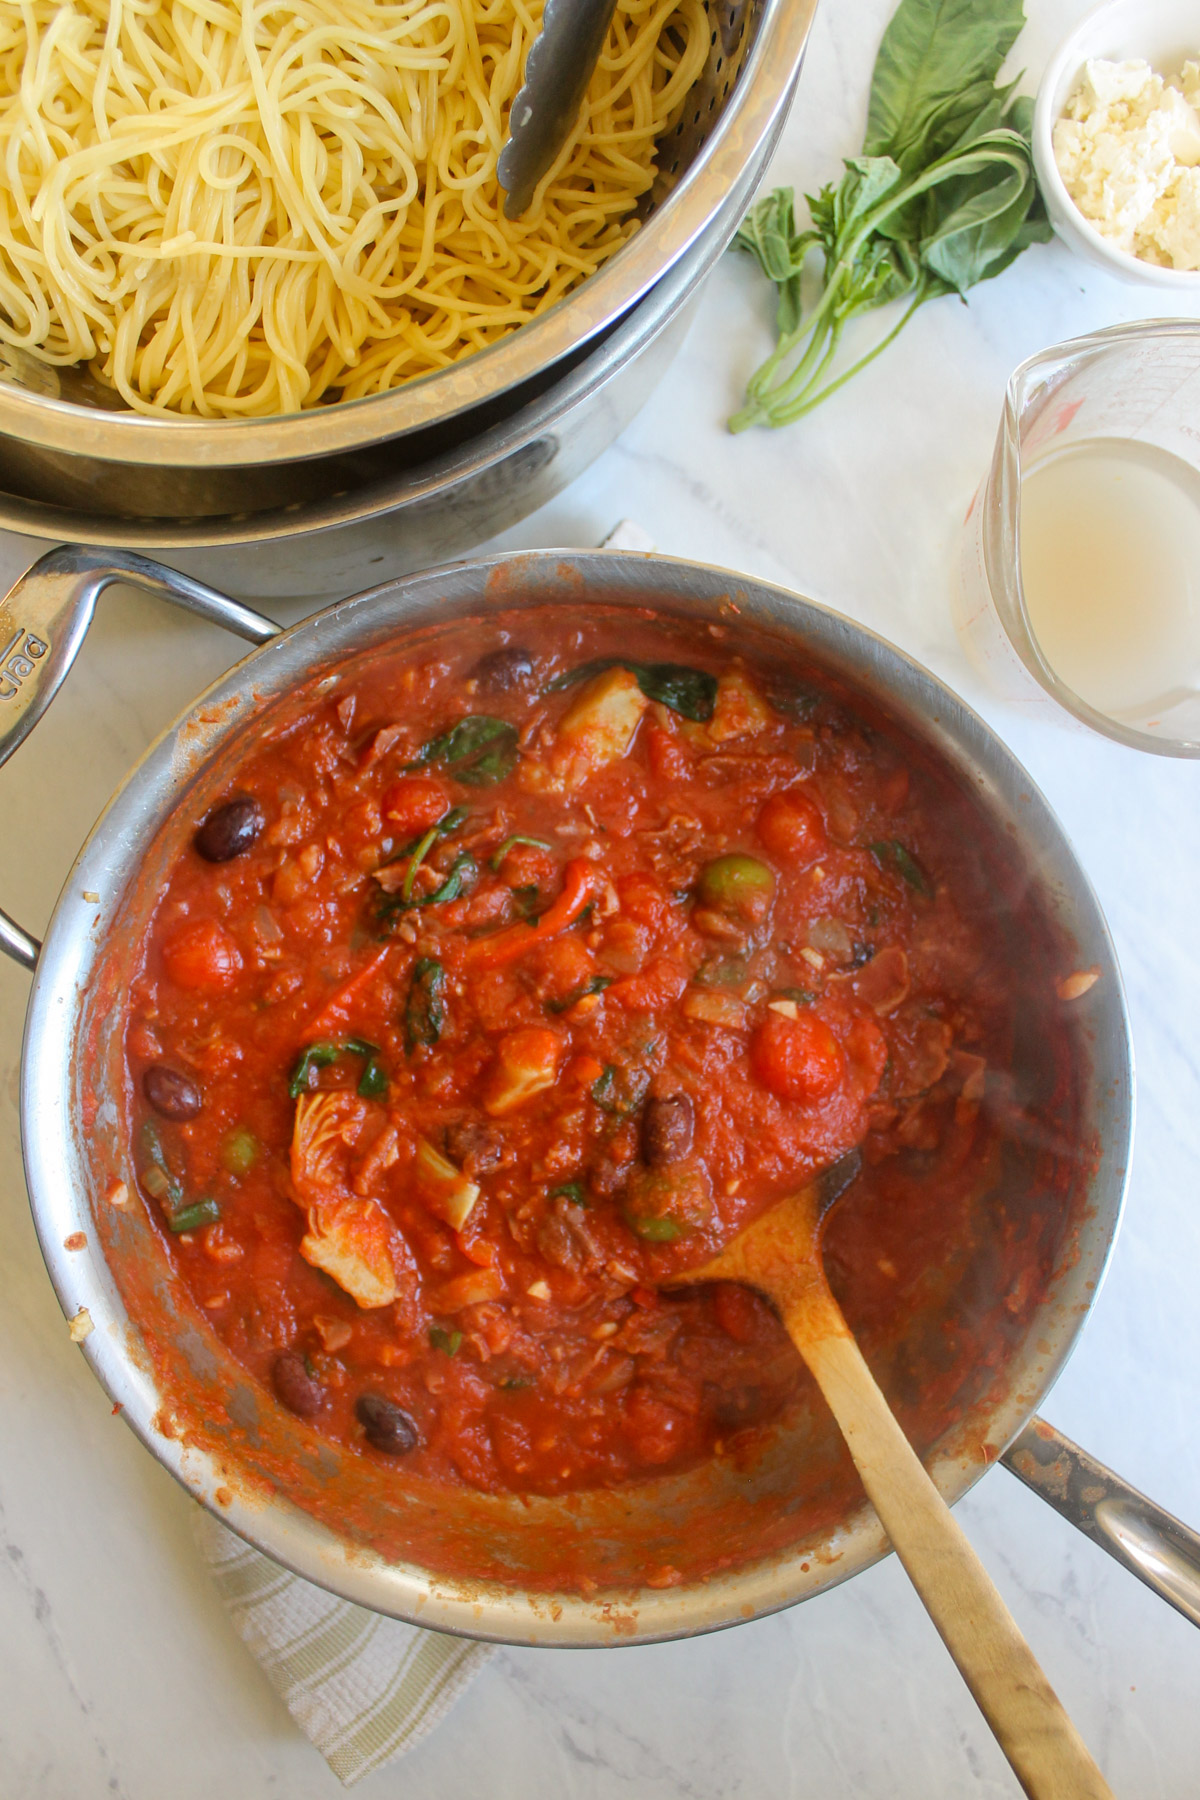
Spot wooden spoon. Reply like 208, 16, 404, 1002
669, 1154, 1115, 1800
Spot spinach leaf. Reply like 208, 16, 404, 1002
415, 715, 518, 785
549, 659, 718, 723
404, 957, 446, 1052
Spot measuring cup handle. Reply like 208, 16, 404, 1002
0, 544, 280, 970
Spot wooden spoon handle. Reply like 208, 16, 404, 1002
794, 1305, 1114, 1800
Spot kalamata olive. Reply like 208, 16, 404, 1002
472, 645, 534, 692
272, 1349, 326, 1418
195, 796, 264, 863
142, 1062, 203, 1121
697, 854, 775, 923
355, 1392, 420, 1455
444, 1118, 505, 1174
642, 1094, 695, 1167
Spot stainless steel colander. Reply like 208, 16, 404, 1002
0, 0, 816, 551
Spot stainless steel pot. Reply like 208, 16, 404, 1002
0, 0, 818, 554
4, 543, 1199, 1646
0, 233, 708, 603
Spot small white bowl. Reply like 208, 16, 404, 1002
1032, 0, 1200, 289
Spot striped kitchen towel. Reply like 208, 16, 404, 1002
193, 1508, 495, 1786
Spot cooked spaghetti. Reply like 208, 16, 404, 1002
0, 0, 708, 417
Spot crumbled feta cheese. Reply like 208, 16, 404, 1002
1053, 56, 1200, 270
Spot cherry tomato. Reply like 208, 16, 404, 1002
617, 869, 676, 933
608, 958, 689, 1011
756, 788, 827, 863
750, 1010, 845, 1102
380, 775, 448, 835
161, 919, 242, 991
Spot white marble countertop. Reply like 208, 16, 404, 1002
3, 1, 1200, 1793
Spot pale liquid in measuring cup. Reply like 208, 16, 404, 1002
1018, 439, 1200, 723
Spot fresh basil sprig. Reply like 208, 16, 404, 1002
549, 659, 717, 723
731, 0, 1051, 430
412, 716, 518, 786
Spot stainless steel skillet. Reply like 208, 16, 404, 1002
1, 542, 1197, 1643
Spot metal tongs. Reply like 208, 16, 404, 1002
497, 0, 619, 218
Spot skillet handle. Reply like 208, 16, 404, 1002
1003, 1418, 1200, 1630
0, 544, 279, 971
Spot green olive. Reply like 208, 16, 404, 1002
220, 1125, 259, 1176
624, 1162, 713, 1237
697, 853, 775, 921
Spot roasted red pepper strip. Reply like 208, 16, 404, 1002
465, 859, 593, 971
306, 945, 391, 1035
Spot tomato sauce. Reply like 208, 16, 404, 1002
123, 608, 1026, 1499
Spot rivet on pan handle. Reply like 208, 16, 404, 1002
0, 543, 280, 970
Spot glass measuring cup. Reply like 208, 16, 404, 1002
956, 319, 1200, 756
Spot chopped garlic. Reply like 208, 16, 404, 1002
1053, 57, 1200, 270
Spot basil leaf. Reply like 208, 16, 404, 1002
383, 806, 469, 866
416, 716, 518, 786
376, 851, 477, 923
490, 834, 552, 871
140, 1121, 184, 1209
731, 0, 1045, 432
510, 883, 541, 920
289, 1039, 384, 1100
870, 839, 932, 896
864, 0, 1025, 171
404, 957, 445, 1053
591, 1064, 651, 1117
549, 1181, 589, 1207
288, 1041, 342, 1098
549, 659, 718, 723
545, 975, 611, 1014
734, 187, 815, 333
357, 1058, 389, 1099
636, 663, 719, 721
429, 1326, 463, 1356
